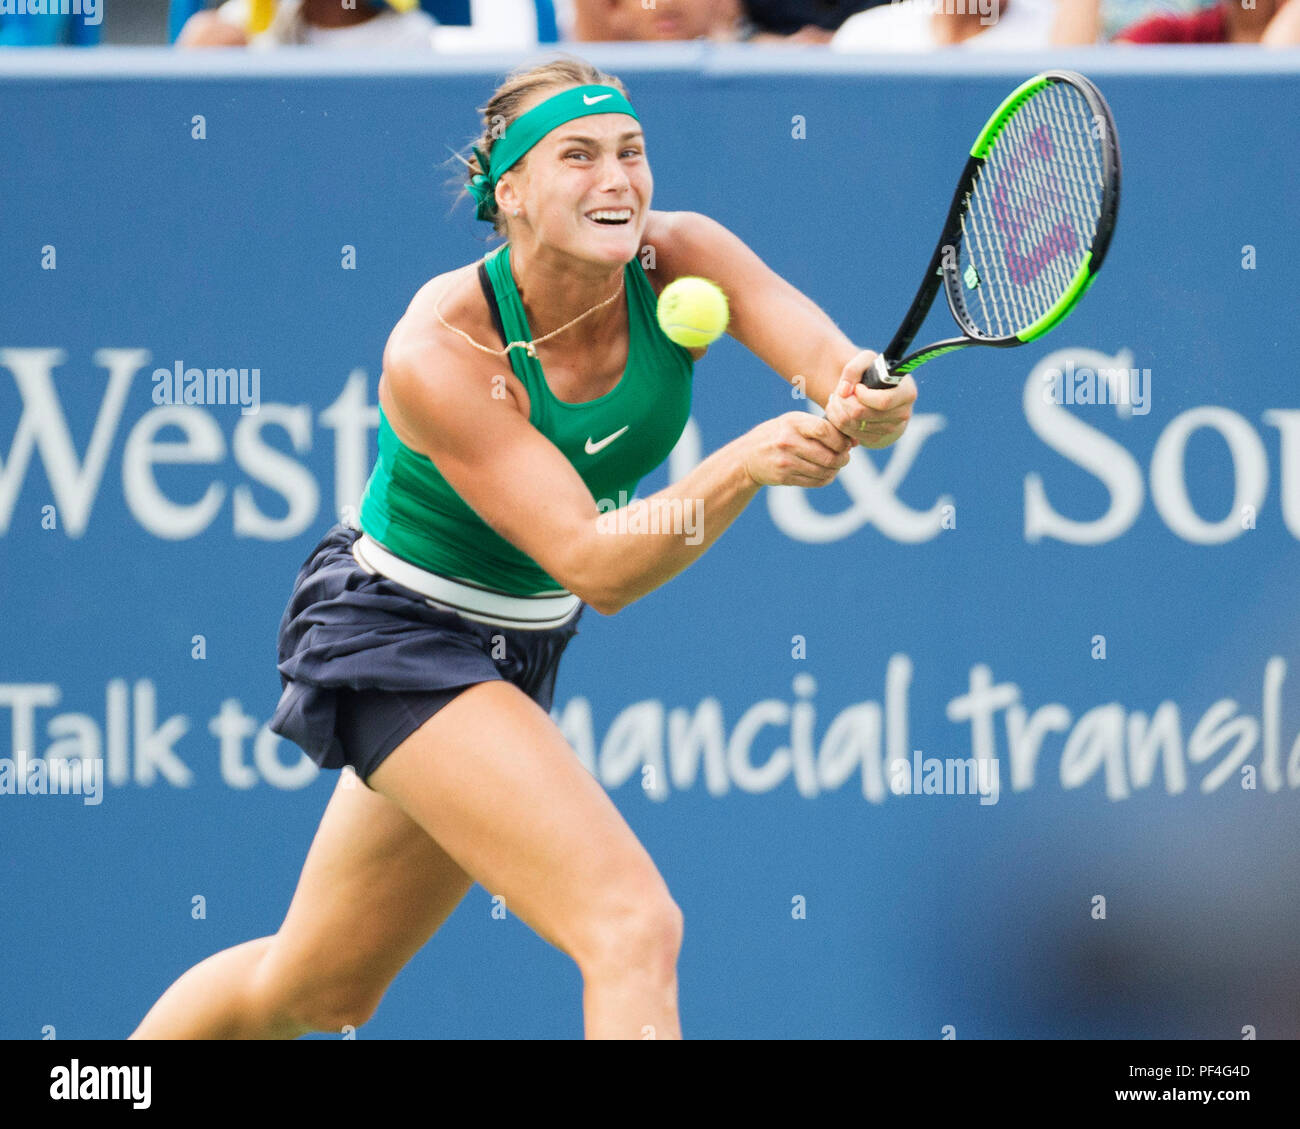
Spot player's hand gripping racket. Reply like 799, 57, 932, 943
864, 70, 1121, 389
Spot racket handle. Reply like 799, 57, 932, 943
862, 354, 903, 390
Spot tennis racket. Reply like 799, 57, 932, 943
864, 70, 1121, 390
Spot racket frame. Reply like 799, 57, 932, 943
866, 71, 1121, 389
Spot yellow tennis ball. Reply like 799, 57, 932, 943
657, 277, 729, 349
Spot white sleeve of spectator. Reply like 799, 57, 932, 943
215, 0, 249, 29
553, 0, 576, 39
431, 0, 541, 50
959, 0, 1058, 48
830, 1, 937, 51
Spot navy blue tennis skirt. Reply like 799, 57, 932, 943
269, 523, 584, 785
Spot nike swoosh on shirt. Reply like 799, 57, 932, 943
585, 426, 630, 454
583, 93, 614, 106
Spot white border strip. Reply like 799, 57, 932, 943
0, 45, 1297, 80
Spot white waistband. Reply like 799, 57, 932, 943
352, 533, 581, 631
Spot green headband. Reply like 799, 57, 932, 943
468, 84, 640, 224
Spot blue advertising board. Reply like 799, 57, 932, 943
1, 47, 1298, 1039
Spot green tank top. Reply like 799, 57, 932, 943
358, 243, 695, 596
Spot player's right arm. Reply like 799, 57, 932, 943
379, 323, 853, 616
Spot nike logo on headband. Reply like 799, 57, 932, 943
583, 93, 614, 106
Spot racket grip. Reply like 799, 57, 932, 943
862, 354, 903, 390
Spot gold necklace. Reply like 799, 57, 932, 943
434, 268, 625, 360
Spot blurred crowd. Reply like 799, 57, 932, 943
0, 0, 1296, 48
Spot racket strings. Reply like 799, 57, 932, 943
1058, 89, 1107, 238
983, 96, 1074, 324
1004, 98, 1076, 310
958, 208, 995, 333
1009, 88, 1081, 302
966, 160, 1032, 336
966, 125, 1041, 336
958, 81, 1106, 339
1005, 84, 1098, 304
1048, 89, 1105, 273
961, 190, 1013, 336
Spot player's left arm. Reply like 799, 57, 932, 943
651, 210, 915, 449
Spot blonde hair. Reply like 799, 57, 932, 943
452, 55, 631, 239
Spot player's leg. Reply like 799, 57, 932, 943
367, 679, 684, 1040
130, 769, 473, 1039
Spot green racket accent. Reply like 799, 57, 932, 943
895, 343, 969, 374
1014, 252, 1094, 343
970, 74, 1051, 159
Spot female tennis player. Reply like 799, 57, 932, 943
130, 55, 916, 1041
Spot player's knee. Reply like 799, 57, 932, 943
250, 938, 386, 1035
576, 881, 684, 983
301, 989, 385, 1036
279, 977, 387, 1036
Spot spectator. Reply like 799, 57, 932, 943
1113, 0, 1295, 40
428, 1, 561, 51
570, 0, 886, 43
831, 0, 1056, 49
1052, 0, 1212, 44
571, 0, 743, 40
739, 1, 886, 43
178, 0, 437, 48
1262, 0, 1300, 42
